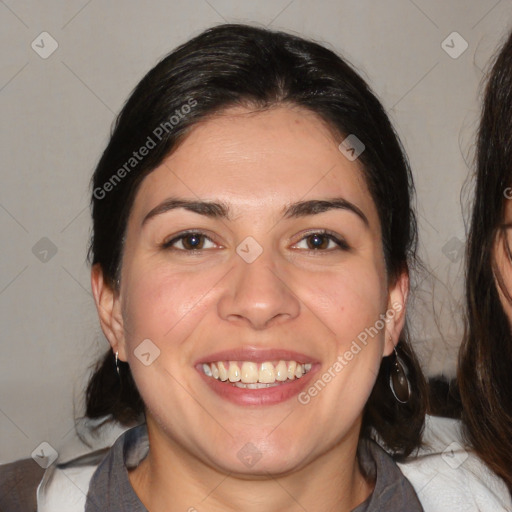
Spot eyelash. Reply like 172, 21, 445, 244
294, 230, 350, 252
161, 230, 218, 252
161, 229, 350, 253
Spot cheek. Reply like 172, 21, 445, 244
494, 241, 512, 321
298, 265, 387, 395
121, 265, 223, 352
119, 267, 223, 419
305, 265, 387, 341
292, 268, 387, 444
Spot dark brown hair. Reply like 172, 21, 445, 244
85, 23, 427, 458
458, 30, 512, 493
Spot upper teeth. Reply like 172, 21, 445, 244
202, 360, 312, 384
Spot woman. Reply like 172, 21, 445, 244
5, 24, 428, 511
80, 23, 427, 511
395, 31, 512, 512
458, 29, 512, 495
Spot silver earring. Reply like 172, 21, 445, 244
389, 346, 411, 404
115, 351, 120, 376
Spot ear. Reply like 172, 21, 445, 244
90, 264, 127, 361
383, 269, 409, 356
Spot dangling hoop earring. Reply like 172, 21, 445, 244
389, 345, 411, 404
115, 351, 120, 377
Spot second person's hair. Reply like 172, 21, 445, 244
459, 30, 512, 493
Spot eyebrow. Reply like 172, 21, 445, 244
142, 197, 369, 227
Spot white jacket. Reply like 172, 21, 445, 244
397, 415, 511, 511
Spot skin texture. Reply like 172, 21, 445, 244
494, 200, 512, 318
91, 105, 409, 512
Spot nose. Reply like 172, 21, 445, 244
217, 251, 301, 330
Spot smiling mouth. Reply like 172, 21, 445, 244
200, 360, 313, 388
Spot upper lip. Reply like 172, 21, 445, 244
194, 346, 318, 366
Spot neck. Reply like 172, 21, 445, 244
129, 418, 373, 512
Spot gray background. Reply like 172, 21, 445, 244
1, 0, 511, 463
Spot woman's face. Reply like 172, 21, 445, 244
494, 199, 512, 319
94, 105, 407, 475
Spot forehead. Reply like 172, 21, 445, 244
131, 105, 378, 225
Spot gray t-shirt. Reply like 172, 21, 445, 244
85, 424, 423, 511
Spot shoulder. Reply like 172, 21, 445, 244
36, 416, 134, 512
397, 415, 512, 512
0, 458, 44, 511
361, 439, 423, 511
37, 449, 110, 512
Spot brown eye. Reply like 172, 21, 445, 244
181, 234, 205, 250
163, 232, 216, 251
293, 231, 349, 251
306, 234, 330, 250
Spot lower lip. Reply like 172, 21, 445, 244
196, 366, 318, 406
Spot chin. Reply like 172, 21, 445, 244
205, 436, 312, 477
